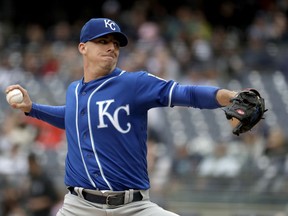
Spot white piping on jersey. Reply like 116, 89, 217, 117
168, 82, 177, 107
74, 84, 97, 188
87, 79, 114, 190
87, 70, 126, 190
119, 70, 126, 75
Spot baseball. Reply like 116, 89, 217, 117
6, 89, 24, 104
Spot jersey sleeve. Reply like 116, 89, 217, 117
134, 72, 221, 110
134, 72, 176, 109
26, 103, 66, 129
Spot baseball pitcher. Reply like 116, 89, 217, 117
6, 18, 266, 216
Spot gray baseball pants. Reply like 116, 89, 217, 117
56, 187, 179, 216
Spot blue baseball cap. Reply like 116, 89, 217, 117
80, 18, 128, 47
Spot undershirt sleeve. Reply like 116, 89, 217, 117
171, 84, 221, 109
25, 103, 66, 129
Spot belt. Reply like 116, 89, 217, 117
69, 187, 143, 206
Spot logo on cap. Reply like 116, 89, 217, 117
104, 19, 116, 31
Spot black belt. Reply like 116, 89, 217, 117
68, 187, 143, 206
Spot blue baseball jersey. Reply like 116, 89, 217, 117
28, 67, 221, 191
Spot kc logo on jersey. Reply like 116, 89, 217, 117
96, 99, 131, 133
104, 19, 116, 31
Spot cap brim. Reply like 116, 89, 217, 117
88, 32, 128, 47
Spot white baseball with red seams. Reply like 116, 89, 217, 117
6, 89, 24, 104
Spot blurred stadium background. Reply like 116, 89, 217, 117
0, 0, 288, 215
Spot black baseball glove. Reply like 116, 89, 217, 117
222, 88, 267, 136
